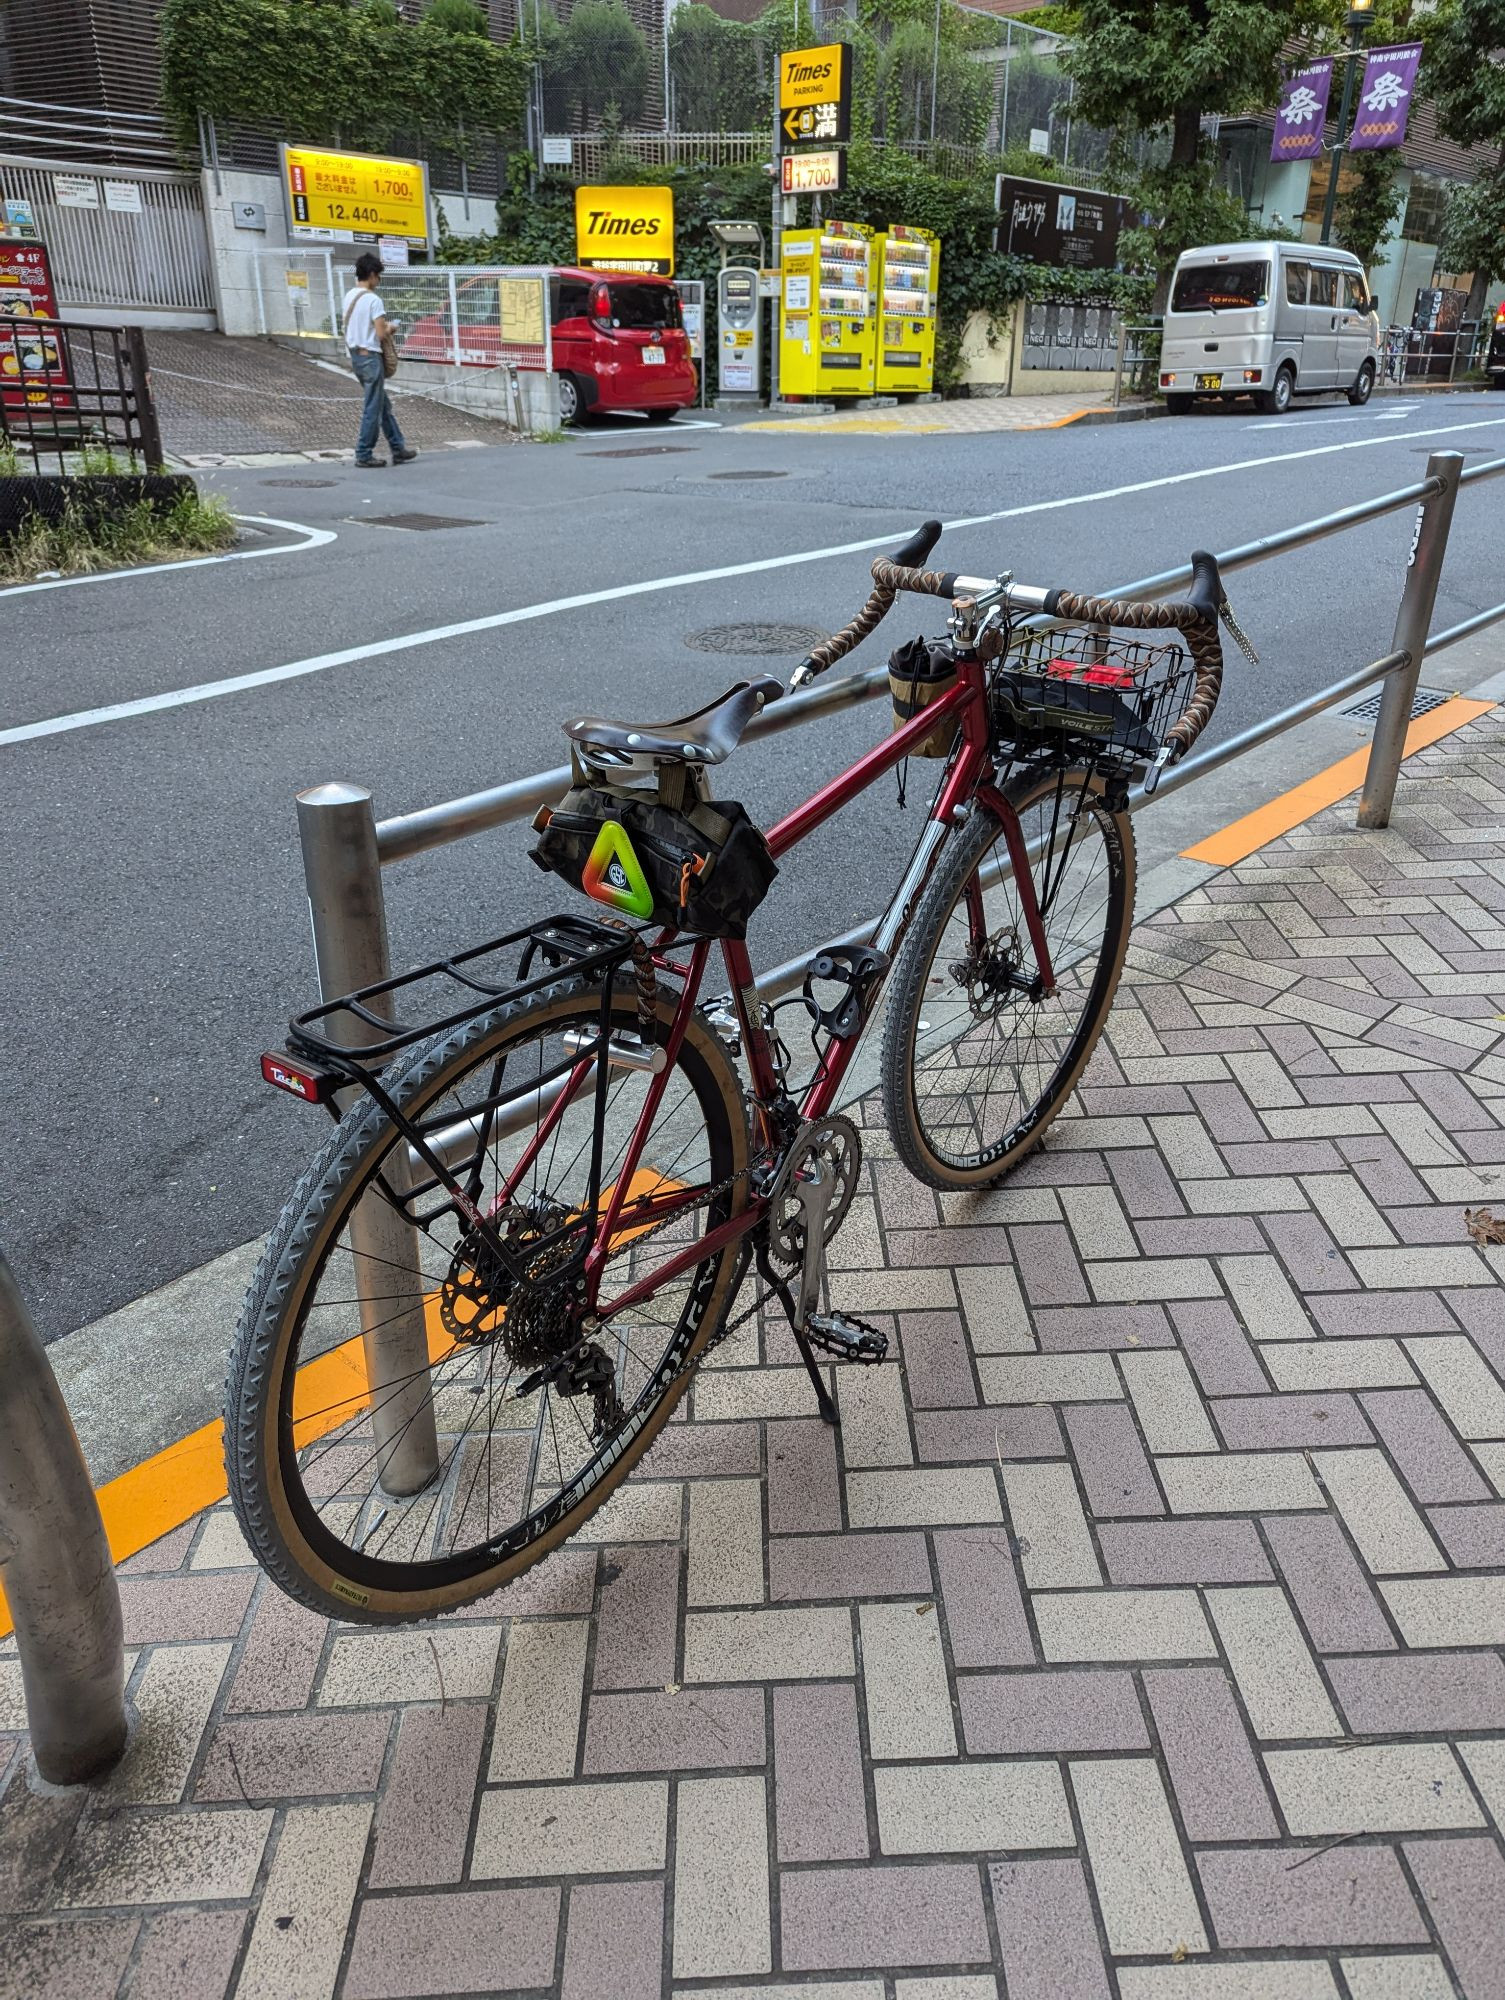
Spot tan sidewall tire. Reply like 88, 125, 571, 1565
881, 769, 1135, 1189
229, 982, 747, 1624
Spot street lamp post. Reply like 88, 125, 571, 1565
1319, 0, 1374, 245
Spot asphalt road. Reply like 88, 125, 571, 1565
5, 391, 1504, 1341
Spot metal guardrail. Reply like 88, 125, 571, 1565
1383, 320, 1488, 389
0, 1252, 127, 1786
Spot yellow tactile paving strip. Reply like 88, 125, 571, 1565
743, 393, 1114, 435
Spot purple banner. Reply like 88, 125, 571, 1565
1349, 41, 1423, 151
1271, 60, 1334, 162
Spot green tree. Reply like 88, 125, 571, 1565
425, 0, 490, 31
668, 3, 764, 131
1423, 0, 1505, 317
1334, 152, 1404, 270
1063, 0, 1329, 302
871, 18, 992, 145
558, 0, 651, 126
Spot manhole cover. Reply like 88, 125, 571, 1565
584, 445, 694, 458
362, 513, 486, 531
1343, 685, 1451, 722
685, 623, 829, 655
260, 478, 337, 488
706, 469, 788, 481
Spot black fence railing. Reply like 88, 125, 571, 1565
0, 318, 164, 476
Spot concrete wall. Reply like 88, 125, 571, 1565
958, 304, 1121, 398
202, 167, 294, 337
399, 359, 561, 433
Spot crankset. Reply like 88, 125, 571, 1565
755, 1115, 889, 1424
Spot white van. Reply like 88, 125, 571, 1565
1160, 241, 1382, 415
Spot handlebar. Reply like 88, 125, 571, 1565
791, 524, 1233, 765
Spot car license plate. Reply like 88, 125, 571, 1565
644, 345, 665, 364
1196, 372, 1223, 390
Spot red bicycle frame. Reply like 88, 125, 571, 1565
584, 646, 1058, 1320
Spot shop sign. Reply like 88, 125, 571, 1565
994, 175, 1128, 271
575, 184, 674, 275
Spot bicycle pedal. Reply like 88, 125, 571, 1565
802, 1312, 889, 1364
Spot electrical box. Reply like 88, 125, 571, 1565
717, 265, 761, 397
876, 224, 939, 395
779, 220, 875, 398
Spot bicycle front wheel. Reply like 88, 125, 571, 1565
226, 974, 747, 1624
881, 768, 1134, 1187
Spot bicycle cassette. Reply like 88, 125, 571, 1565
766, 1113, 862, 1269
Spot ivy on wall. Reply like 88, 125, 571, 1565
160, 0, 530, 155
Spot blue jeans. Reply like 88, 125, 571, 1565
350, 348, 406, 460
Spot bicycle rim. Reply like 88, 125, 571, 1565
226, 978, 747, 1622
881, 770, 1133, 1186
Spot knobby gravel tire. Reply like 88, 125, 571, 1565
880, 770, 1134, 1188
225, 975, 748, 1624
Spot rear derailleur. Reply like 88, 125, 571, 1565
757, 1112, 890, 1426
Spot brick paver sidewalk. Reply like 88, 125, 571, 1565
5, 717, 1505, 1999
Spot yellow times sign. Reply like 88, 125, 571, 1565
281, 144, 429, 244
575, 185, 674, 276
779, 42, 848, 110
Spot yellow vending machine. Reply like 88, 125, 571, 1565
779, 219, 875, 398
876, 224, 939, 394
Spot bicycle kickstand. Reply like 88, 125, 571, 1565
754, 1239, 840, 1428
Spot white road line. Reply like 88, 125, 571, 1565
6, 412, 1505, 750
0, 514, 336, 601
1244, 410, 1407, 431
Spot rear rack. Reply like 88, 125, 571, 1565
286, 912, 637, 1066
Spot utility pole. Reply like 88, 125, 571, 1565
1320, 0, 1374, 245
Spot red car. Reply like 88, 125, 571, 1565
402, 266, 696, 425
550, 268, 696, 424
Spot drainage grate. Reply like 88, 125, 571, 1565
584, 445, 694, 458
1342, 685, 1451, 722
260, 478, 337, 488
706, 469, 788, 481
685, 622, 830, 655
361, 513, 486, 531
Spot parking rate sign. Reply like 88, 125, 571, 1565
281, 144, 429, 244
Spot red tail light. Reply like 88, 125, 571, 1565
261, 1052, 337, 1105
590, 282, 613, 330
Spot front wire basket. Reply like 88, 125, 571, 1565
990, 626, 1197, 779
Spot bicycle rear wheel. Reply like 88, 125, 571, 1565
225, 975, 747, 1623
880, 768, 1134, 1187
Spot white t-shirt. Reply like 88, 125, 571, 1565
342, 286, 384, 351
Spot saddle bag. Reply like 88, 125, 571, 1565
889, 635, 960, 759
531, 774, 777, 940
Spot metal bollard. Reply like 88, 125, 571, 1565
1357, 450, 1465, 831
0, 1252, 127, 1787
296, 783, 440, 1498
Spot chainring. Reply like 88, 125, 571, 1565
766, 1113, 863, 1270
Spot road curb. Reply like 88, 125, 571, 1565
1071, 401, 1169, 427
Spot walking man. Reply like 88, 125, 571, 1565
342, 253, 416, 469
